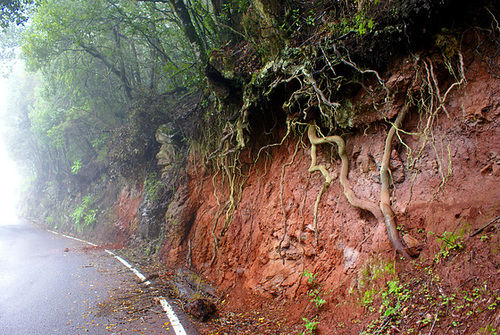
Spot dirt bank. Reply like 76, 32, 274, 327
159, 35, 500, 334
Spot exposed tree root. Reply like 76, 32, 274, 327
210, 169, 223, 265
396, 53, 463, 205
278, 136, 302, 262
208, 131, 248, 265
201, 44, 466, 265
380, 104, 411, 259
307, 118, 411, 258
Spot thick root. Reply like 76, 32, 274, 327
307, 121, 411, 259
380, 105, 411, 259
307, 123, 381, 220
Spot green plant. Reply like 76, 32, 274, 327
91, 134, 107, 149
309, 289, 326, 308
431, 229, 465, 263
362, 290, 376, 306
361, 279, 413, 333
479, 324, 498, 334
355, 256, 397, 310
353, 12, 375, 35
144, 172, 164, 201
303, 269, 318, 286
379, 280, 410, 318
299, 317, 319, 335
71, 203, 86, 224
71, 159, 82, 175
71, 194, 98, 231
303, 270, 326, 308
84, 209, 98, 227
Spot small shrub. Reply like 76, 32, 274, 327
71, 159, 82, 175
71, 194, 98, 231
299, 317, 319, 335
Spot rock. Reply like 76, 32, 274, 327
390, 149, 405, 183
357, 151, 377, 174
461, 207, 481, 220
343, 247, 359, 270
184, 299, 216, 321
492, 164, 500, 176
480, 163, 492, 175
402, 234, 422, 257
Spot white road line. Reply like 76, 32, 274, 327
160, 298, 188, 335
49, 230, 97, 247
104, 249, 151, 286
48, 230, 188, 335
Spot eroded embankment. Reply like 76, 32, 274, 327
159, 40, 500, 333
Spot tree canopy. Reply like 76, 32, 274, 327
0, 0, 34, 28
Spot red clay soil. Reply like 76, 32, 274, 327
160, 41, 500, 334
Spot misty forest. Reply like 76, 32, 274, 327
1, 0, 500, 333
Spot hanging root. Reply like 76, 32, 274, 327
307, 119, 411, 259
278, 136, 302, 261
380, 104, 411, 259
307, 124, 334, 244
307, 123, 382, 243
210, 170, 223, 266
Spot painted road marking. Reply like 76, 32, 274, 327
104, 249, 151, 285
48, 230, 188, 335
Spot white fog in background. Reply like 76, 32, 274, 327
0, 65, 21, 225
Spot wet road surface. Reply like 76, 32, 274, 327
0, 220, 195, 334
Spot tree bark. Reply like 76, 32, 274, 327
78, 43, 134, 100
168, 0, 208, 65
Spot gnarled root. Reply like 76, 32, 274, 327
307, 124, 381, 243
307, 119, 411, 259
380, 104, 411, 259
307, 127, 333, 244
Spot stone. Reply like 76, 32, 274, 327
184, 299, 216, 321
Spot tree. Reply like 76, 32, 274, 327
0, 0, 34, 28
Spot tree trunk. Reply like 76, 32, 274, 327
168, 0, 208, 65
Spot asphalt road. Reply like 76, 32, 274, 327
0, 220, 195, 335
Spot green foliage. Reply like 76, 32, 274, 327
431, 229, 465, 263
70, 159, 82, 175
435, 29, 460, 60
357, 257, 396, 291
322, 5, 376, 36
299, 317, 319, 335
18, 0, 214, 190
379, 280, 411, 318
351, 12, 375, 35
144, 171, 164, 201
309, 289, 326, 308
479, 325, 498, 334
220, 0, 250, 20
362, 290, 375, 306
281, 7, 316, 37
91, 134, 108, 149
84, 209, 98, 227
302, 270, 326, 309
360, 280, 412, 334
302, 269, 318, 286
70, 194, 98, 231
0, 0, 35, 28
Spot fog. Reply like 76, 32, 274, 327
0, 70, 21, 226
